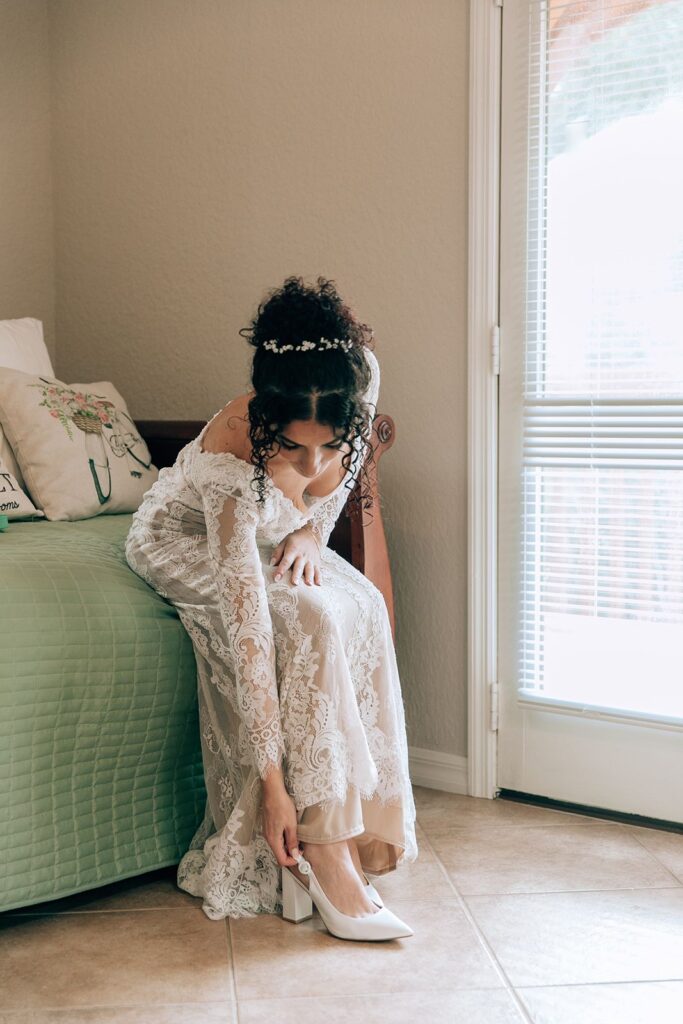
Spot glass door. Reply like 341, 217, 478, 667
498, 0, 683, 821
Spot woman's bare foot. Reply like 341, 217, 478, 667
288, 839, 379, 918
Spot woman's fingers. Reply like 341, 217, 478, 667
273, 540, 302, 580
265, 828, 287, 866
267, 828, 297, 867
284, 824, 301, 862
272, 536, 322, 585
273, 545, 295, 580
270, 542, 284, 568
289, 554, 307, 586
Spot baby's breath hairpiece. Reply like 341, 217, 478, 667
262, 336, 353, 354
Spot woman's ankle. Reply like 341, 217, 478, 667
301, 838, 346, 858
346, 838, 367, 878
301, 839, 369, 888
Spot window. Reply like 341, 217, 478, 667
519, 0, 683, 718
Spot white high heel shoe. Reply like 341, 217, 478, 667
281, 851, 413, 941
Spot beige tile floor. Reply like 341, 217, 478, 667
1, 786, 682, 1023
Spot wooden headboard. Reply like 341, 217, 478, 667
136, 415, 397, 639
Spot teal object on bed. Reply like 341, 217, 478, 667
0, 513, 206, 912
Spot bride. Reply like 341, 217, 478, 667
125, 275, 418, 940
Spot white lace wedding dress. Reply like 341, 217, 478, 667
124, 348, 418, 920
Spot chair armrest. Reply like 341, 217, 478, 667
328, 413, 396, 639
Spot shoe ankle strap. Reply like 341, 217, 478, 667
293, 851, 312, 875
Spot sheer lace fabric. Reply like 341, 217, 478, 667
124, 348, 418, 919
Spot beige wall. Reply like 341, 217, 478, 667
49, 0, 469, 759
0, 0, 55, 361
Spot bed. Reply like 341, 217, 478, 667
0, 415, 396, 913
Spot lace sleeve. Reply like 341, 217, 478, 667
307, 347, 381, 549
199, 474, 286, 782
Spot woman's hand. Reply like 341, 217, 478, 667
269, 524, 323, 586
261, 779, 301, 867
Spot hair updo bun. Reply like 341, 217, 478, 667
241, 275, 373, 354
237, 275, 377, 513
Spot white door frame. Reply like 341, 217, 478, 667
467, 0, 502, 798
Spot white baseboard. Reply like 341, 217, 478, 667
408, 746, 469, 795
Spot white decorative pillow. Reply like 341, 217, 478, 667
0, 367, 159, 522
0, 459, 45, 520
0, 318, 55, 375
0, 319, 56, 489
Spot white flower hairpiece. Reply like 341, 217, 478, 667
262, 336, 353, 354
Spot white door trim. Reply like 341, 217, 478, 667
467, 0, 502, 798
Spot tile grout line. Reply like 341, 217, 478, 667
7, 981, 682, 1015
623, 824, 683, 886
93, 981, 683, 1014
234, 986, 515, 1005
0, 1001, 253, 1014
7, 877, 682, 916
418, 820, 631, 834
384, 883, 682, 901
515, 977, 683, 990
416, 818, 535, 1024
2, 906, 234, 917
226, 918, 240, 1023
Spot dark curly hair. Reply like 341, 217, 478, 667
237, 275, 377, 517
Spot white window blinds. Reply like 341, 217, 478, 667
520, 0, 683, 719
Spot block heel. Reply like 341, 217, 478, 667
281, 863, 313, 922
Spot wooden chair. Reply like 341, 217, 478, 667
137, 414, 397, 639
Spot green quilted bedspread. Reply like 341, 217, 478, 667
0, 513, 206, 912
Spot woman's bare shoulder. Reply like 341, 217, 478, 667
200, 391, 254, 457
